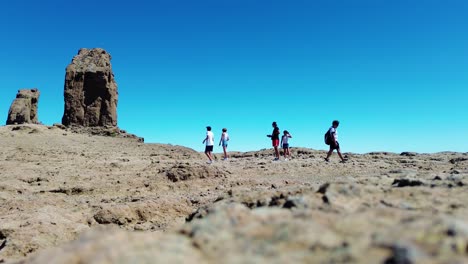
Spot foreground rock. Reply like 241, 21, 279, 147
62, 48, 118, 127
17, 198, 468, 264
15, 227, 204, 264
6, 89, 40, 125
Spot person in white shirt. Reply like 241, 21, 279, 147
325, 120, 345, 162
202, 126, 214, 164
281, 130, 292, 160
218, 128, 230, 160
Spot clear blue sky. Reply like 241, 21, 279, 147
1, 0, 467, 153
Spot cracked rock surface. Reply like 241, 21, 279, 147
0, 125, 467, 263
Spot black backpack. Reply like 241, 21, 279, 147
324, 129, 332, 145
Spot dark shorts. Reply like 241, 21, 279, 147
272, 139, 279, 147
330, 142, 340, 150
282, 143, 289, 149
205, 145, 213, 152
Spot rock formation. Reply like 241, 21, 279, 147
6, 89, 40, 125
62, 48, 118, 127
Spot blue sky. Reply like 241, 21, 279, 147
1, 0, 467, 153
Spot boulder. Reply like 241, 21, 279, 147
6, 89, 40, 125
62, 48, 118, 127
164, 163, 228, 182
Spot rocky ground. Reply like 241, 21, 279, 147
0, 124, 467, 263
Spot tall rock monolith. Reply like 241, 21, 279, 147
62, 48, 118, 127
6, 88, 40, 125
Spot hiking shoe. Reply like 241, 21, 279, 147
207, 161, 213, 164
324, 158, 330, 162
273, 158, 279, 161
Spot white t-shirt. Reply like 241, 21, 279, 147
329, 127, 338, 141
282, 135, 289, 144
221, 132, 229, 141
206, 131, 214, 146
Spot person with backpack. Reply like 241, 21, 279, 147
324, 120, 346, 162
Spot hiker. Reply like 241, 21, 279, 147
202, 126, 214, 164
325, 120, 346, 162
281, 130, 292, 160
219, 128, 229, 160
267, 122, 280, 161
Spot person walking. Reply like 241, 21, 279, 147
325, 120, 345, 162
203, 126, 215, 164
267, 122, 281, 161
281, 130, 292, 160
219, 128, 230, 160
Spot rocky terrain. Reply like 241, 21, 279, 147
0, 124, 467, 263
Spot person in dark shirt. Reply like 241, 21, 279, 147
267, 122, 281, 161
325, 120, 346, 163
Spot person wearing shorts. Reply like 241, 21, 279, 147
281, 130, 292, 160
267, 122, 280, 161
325, 120, 345, 162
203, 126, 214, 164
219, 128, 230, 160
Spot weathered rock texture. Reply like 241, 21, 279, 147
62, 48, 118, 127
6, 89, 40, 125
0, 125, 467, 263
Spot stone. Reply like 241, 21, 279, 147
316, 182, 364, 212
400, 152, 417, 157
382, 244, 417, 264
93, 205, 140, 226
180, 203, 346, 263
164, 163, 227, 182
449, 158, 468, 164
52, 123, 66, 130
6, 89, 40, 125
62, 48, 118, 127
392, 179, 424, 188
17, 227, 205, 264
